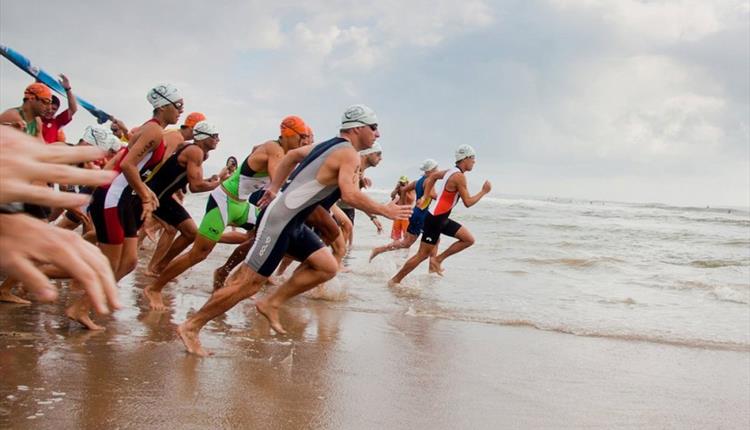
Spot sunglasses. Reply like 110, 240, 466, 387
368, 124, 378, 131
196, 131, 219, 139
153, 90, 183, 111
37, 97, 52, 105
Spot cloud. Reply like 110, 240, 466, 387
0, 0, 747, 206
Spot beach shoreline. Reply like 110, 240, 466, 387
1, 262, 748, 429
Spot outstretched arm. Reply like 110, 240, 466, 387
59, 74, 78, 116
456, 174, 492, 208
338, 150, 412, 220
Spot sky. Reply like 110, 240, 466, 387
1, 0, 748, 207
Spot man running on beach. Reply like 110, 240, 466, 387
389, 145, 491, 285
177, 104, 412, 356
143, 116, 310, 310
370, 158, 439, 261
389, 175, 414, 240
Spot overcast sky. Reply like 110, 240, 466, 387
1, 0, 748, 207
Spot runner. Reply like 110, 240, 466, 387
389, 145, 491, 285
72, 83, 183, 329
369, 158, 439, 261
139, 120, 223, 279
143, 115, 309, 310
177, 104, 412, 356
389, 175, 414, 240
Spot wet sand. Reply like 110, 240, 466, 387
1, 244, 749, 429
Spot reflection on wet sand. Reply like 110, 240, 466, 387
1, 246, 749, 429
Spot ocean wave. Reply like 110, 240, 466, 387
396, 310, 750, 352
688, 259, 749, 269
520, 257, 625, 268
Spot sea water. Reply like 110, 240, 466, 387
184, 192, 750, 351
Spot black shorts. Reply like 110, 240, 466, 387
89, 187, 143, 245
153, 196, 191, 227
340, 207, 355, 224
23, 204, 51, 220
421, 212, 462, 245
249, 222, 325, 277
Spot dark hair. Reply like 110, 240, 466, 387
51, 95, 60, 106
226, 156, 238, 166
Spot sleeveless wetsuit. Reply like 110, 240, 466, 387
89, 119, 167, 244
144, 143, 193, 227
421, 167, 463, 244
406, 174, 430, 236
196, 153, 270, 241
245, 137, 349, 277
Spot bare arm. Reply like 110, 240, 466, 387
120, 125, 161, 218
59, 74, 78, 116
265, 145, 312, 193
338, 150, 412, 220
455, 174, 492, 208
183, 146, 220, 193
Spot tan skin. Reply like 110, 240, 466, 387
369, 168, 439, 261
144, 133, 305, 311
389, 157, 492, 285
65, 101, 182, 329
0, 94, 48, 138
177, 125, 412, 356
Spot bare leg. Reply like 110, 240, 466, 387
389, 241, 435, 285
370, 233, 417, 262
431, 227, 475, 274
177, 264, 265, 356
146, 225, 177, 276
151, 218, 198, 274
275, 256, 294, 277
116, 238, 139, 281
143, 235, 217, 310
255, 248, 338, 334
0, 278, 30, 304
213, 231, 255, 291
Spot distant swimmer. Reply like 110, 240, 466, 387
389, 145, 491, 285
177, 104, 412, 356
369, 158, 439, 261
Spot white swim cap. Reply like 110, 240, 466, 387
105, 134, 123, 152
455, 144, 476, 162
147, 83, 182, 109
192, 121, 218, 140
81, 125, 112, 148
359, 142, 382, 156
420, 158, 438, 172
340, 104, 378, 130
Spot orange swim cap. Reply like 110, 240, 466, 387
182, 112, 206, 128
280, 115, 308, 138
24, 82, 52, 102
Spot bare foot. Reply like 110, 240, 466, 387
176, 323, 211, 357
255, 299, 287, 334
387, 279, 400, 288
429, 257, 444, 276
65, 304, 105, 330
369, 249, 379, 262
0, 291, 31, 304
143, 268, 160, 277
143, 286, 166, 311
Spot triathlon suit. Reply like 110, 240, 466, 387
245, 137, 349, 277
196, 153, 269, 241
143, 144, 194, 227
89, 119, 166, 244
16, 107, 38, 136
421, 167, 463, 244
406, 174, 431, 236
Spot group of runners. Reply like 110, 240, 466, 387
0, 78, 492, 356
